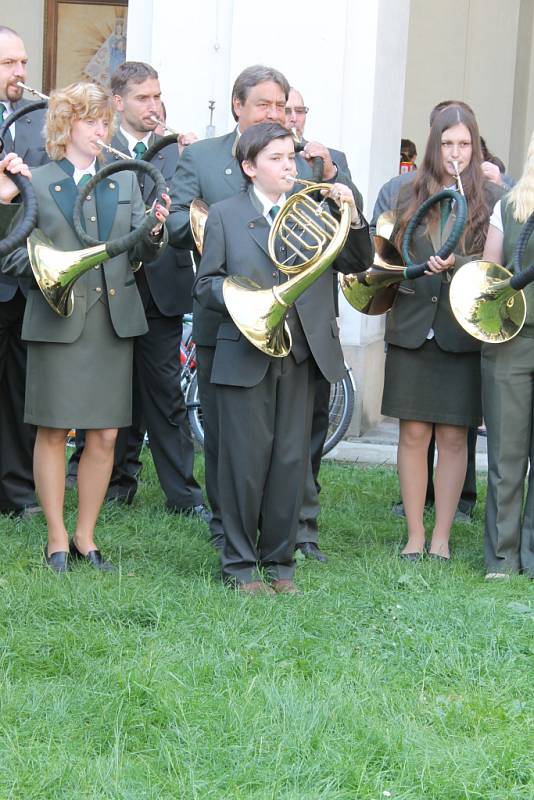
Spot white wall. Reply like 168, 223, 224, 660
403, 0, 524, 178
2, 0, 45, 92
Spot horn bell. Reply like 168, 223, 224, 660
222, 275, 292, 357
340, 234, 405, 315
449, 260, 526, 343
190, 198, 209, 255
28, 229, 109, 317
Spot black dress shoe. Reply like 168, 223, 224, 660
105, 488, 136, 506
44, 546, 69, 573
399, 551, 424, 562
295, 542, 328, 562
210, 533, 225, 551
168, 503, 212, 524
69, 539, 115, 571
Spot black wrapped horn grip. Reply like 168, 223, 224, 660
0, 173, 38, 257
72, 159, 166, 259
402, 189, 468, 280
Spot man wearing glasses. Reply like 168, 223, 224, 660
285, 87, 355, 563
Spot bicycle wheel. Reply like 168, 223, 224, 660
185, 373, 204, 447
323, 369, 355, 455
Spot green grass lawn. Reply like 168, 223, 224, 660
1, 456, 534, 799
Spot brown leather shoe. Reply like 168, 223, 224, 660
237, 580, 275, 596
271, 579, 299, 594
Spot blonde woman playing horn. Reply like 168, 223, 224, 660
2, 82, 169, 572
482, 130, 534, 580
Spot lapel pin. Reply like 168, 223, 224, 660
108, 182, 115, 189
54, 185, 61, 192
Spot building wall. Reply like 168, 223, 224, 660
402, 0, 534, 180
3, 0, 45, 92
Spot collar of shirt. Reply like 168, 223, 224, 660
253, 186, 286, 224
120, 127, 151, 158
73, 160, 96, 185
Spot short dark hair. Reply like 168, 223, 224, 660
110, 61, 158, 96
400, 138, 417, 161
429, 99, 474, 127
236, 121, 293, 182
231, 65, 290, 121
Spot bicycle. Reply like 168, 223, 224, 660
180, 315, 355, 453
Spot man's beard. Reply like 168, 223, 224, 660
5, 83, 23, 102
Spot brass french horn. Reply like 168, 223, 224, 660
449, 209, 534, 343
28, 159, 166, 317
222, 178, 351, 357
340, 186, 468, 314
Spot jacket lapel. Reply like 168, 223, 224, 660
48, 159, 78, 227
95, 168, 118, 242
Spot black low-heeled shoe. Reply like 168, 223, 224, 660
69, 539, 115, 572
428, 552, 450, 562
399, 551, 424, 562
44, 546, 69, 573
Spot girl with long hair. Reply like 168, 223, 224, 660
381, 105, 503, 561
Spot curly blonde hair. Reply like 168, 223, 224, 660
508, 130, 534, 222
45, 82, 115, 160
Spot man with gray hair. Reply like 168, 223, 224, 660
168, 64, 360, 550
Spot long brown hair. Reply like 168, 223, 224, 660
395, 105, 490, 254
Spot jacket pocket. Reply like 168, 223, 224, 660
216, 321, 241, 341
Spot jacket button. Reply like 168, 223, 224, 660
96, 287, 102, 293
90, 215, 96, 222
54, 185, 61, 192
225, 168, 232, 175
248, 222, 255, 228
431, 296, 438, 303
94, 264, 100, 270
109, 182, 115, 189
109, 288, 116, 296
86, 195, 92, 201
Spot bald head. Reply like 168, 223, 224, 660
0, 28, 28, 103
285, 87, 307, 139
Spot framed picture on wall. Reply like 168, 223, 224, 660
43, 0, 128, 93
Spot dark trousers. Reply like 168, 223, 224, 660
196, 345, 223, 538
69, 311, 202, 509
0, 290, 36, 511
217, 356, 315, 584
296, 371, 330, 544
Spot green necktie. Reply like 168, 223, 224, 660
269, 204, 280, 221
78, 173, 92, 189
133, 141, 147, 159
440, 198, 452, 233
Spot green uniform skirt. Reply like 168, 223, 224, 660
381, 338, 482, 427
24, 299, 133, 429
